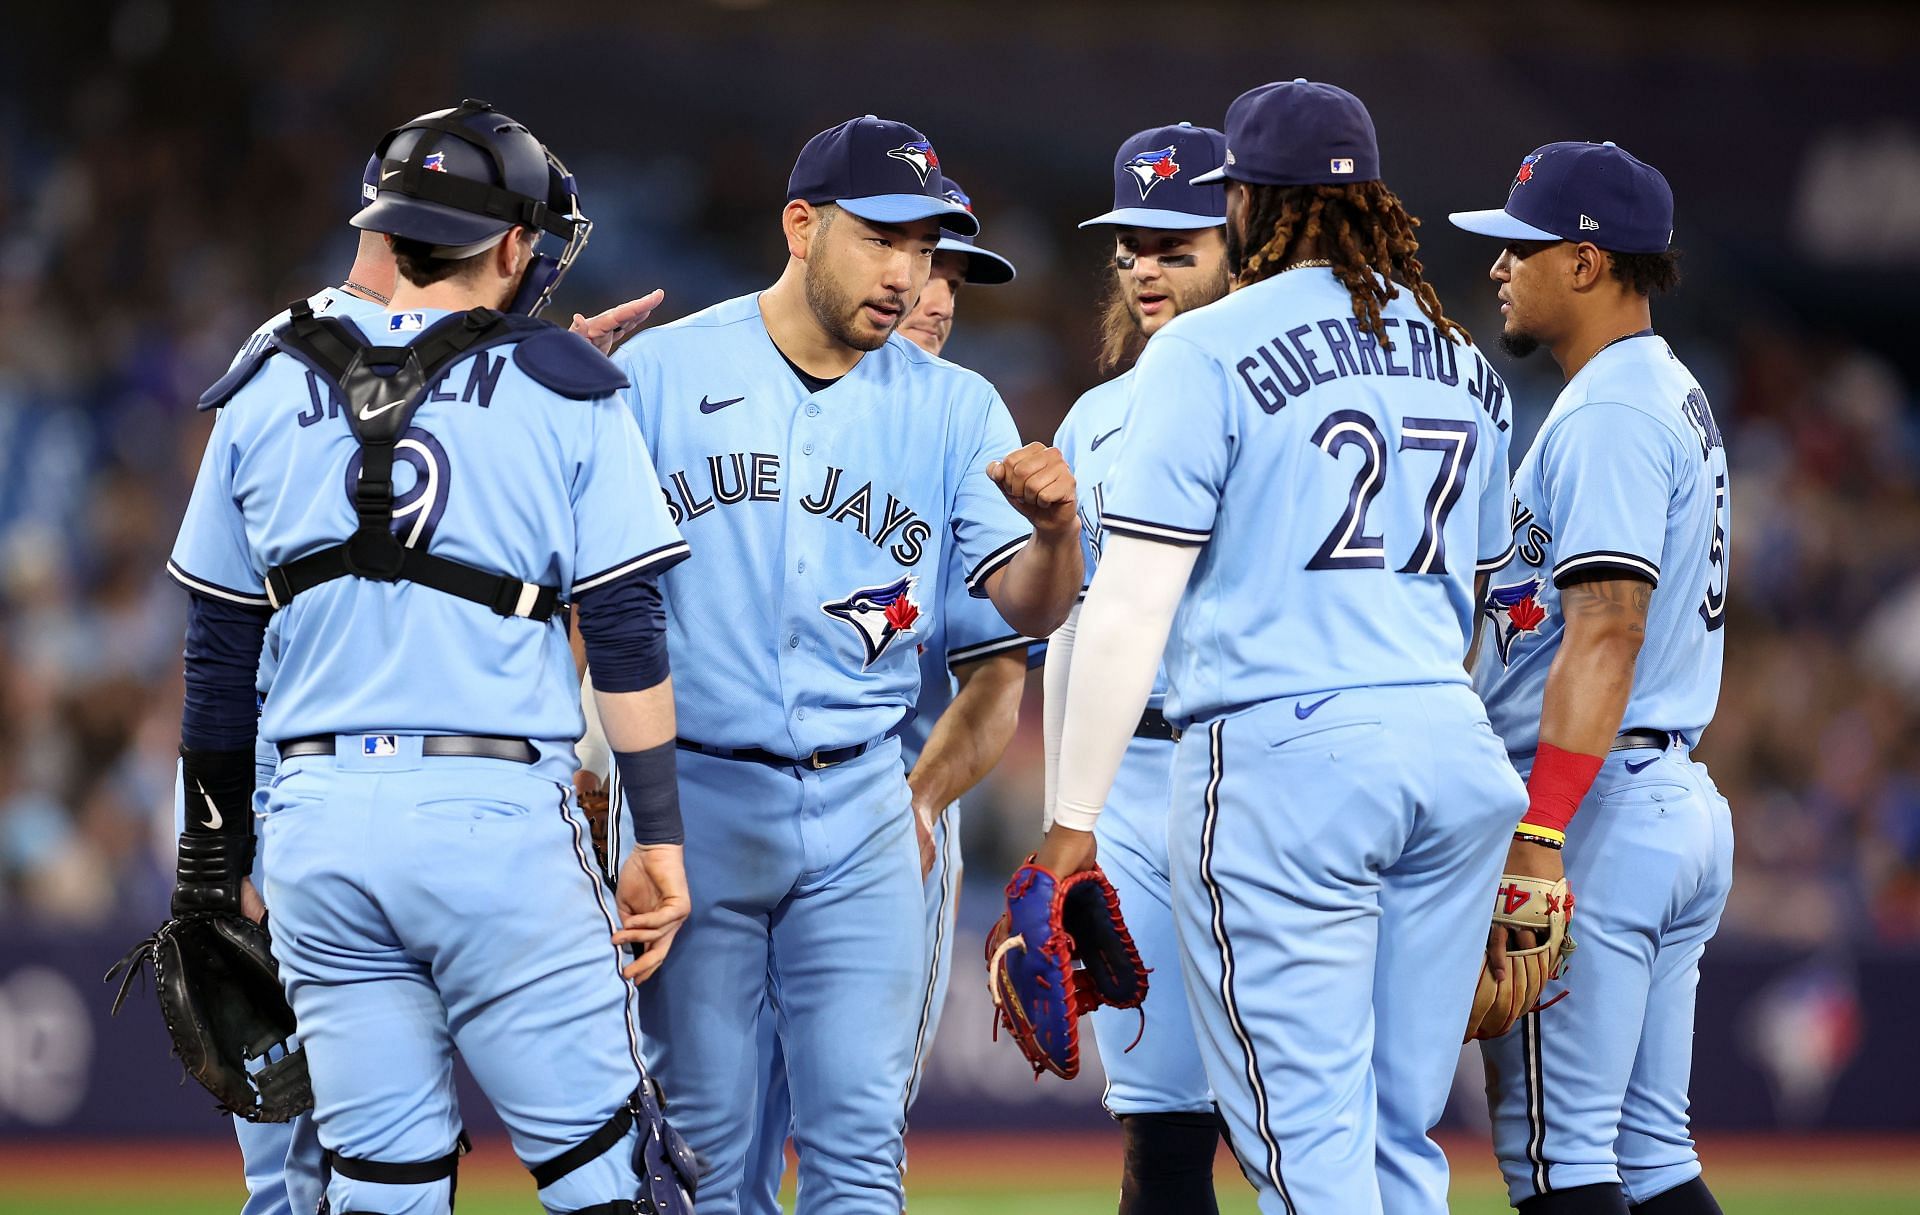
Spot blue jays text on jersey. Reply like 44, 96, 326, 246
1473, 332, 1729, 758
1099, 269, 1515, 726
612, 293, 1032, 760
170, 307, 687, 766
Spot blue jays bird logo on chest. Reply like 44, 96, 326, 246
823, 576, 923, 668
887, 140, 940, 185
1124, 146, 1182, 198
1486, 575, 1549, 666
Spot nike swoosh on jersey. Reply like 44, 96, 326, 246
194, 780, 223, 830
1623, 755, 1659, 774
699, 395, 744, 414
1294, 692, 1340, 719
1090, 426, 1123, 451
357, 397, 408, 421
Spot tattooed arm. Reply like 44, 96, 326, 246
1537, 573, 1652, 757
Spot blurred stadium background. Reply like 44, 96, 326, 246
2, 1, 1918, 1210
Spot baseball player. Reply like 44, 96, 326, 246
1043, 122, 1233, 1214
168, 100, 696, 1215
605, 116, 1082, 1214
1451, 144, 1732, 1215
1042, 81, 1528, 1215
738, 172, 1029, 1213
203, 148, 673, 1215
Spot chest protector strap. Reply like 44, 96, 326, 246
262, 302, 562, 622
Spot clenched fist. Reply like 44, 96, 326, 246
987, 443, 1077, 538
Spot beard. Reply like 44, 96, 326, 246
805, 257, 898, 352
1224, 217, 1246, 279
1498, 328, 1541, 359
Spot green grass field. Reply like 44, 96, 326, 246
4, 1134, 1916, 1213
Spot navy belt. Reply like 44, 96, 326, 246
1610, 728, 1671, 752
675, 735, 886, 771
278, 734, 537, 763
1135, 708, 1180, 742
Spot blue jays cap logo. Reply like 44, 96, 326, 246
822, 576, 922, 668
1508, 152, 1542, 197
1124, 146, 1182, 199
1485, 575, 1548, 666
943, 185, 974, 212
887, 140, 940, 185
422, 151, 448, 173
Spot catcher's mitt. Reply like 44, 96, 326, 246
1465, 874, 1576, 1042
105, 914, 312, 1122
985, 857, 1148, 1079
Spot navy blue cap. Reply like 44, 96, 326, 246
1450, 141, 1673, 255
933, 177, 1016, 285
788, 116, 978, 237
1080, 123, 1227, 230
360, 155, 379, 209
1191, 79, 1379, 187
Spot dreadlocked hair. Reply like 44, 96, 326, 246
1234, 181, 1466, 349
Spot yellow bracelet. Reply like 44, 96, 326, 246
1514, 823, 1566, 847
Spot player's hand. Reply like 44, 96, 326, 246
571, 289, 665, 355
1032, 823, 1097, 877
239, 877, 266, 926
988, 443, 1078, 539
1485, 836, 1560, 980
613, 843, 691, 985
574, 769, 612, 865
913, 800, 939, 879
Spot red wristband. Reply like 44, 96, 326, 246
1521, 742, 1605, 838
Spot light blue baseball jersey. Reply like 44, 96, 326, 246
232, 289, 391, 706
1101, 269, 1515, 725
170, 306, 687, 748
1473, 331, 1728, 757
1055, 368, 1168, 711
612, 293, 1031, 757
898, 536, 1030, 766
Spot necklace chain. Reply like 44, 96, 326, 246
341, 279, 390, 305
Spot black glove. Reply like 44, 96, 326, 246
105, 913, 311, 1122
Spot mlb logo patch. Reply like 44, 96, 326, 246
389, 312, 425, 332
422, 151, 448, 173
361, 182, 378, 203
1330, 157, 1355, 175
361, 735, 398, 757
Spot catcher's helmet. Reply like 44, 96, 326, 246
353, 99, 590, 316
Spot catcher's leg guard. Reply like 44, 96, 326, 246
323, 1129, 469, 1213
1117, 1111, 1225, 1215
528, 1083, 698, 1215
1628, 1176, 1724, 1215
1517, 1182, 1630, 1214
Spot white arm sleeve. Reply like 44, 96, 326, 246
1054, 534, 1198, 832
1040, 602, 1080, 832
576, 669, 611, 777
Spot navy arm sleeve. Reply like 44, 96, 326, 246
182, 593, 271, 751
575, 569, 669, 693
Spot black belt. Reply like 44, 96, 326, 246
1610, 728, 1671, 752
1135, 707, 1180, 742
676, 735, 887, 771
279, 734, 537, 763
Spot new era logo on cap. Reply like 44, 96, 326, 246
1580, 214, 1600, 230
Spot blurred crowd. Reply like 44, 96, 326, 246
2, 6, 1918, 952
